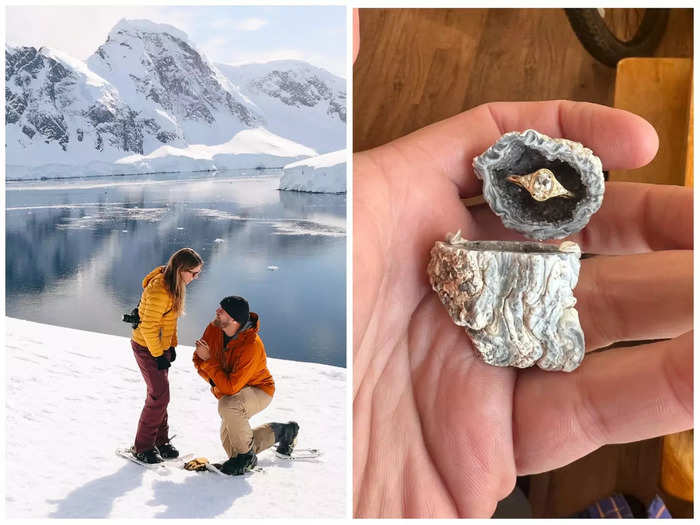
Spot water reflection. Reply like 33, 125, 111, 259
6, 171, 346, 367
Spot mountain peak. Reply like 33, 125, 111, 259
6, 18, 345, 167
108, 18, 191, 44
87, 18, 262, 142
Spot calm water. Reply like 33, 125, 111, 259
6, 170, 346, 367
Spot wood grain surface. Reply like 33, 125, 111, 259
610, 58, 692, 186
354, 8, 693, 152
661, 430, 694, 502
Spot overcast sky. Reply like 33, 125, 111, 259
6, 5, 346, 77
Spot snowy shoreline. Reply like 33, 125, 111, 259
280, 149, 347, 193
6, 317, 346, 518
5, 165, 280, 183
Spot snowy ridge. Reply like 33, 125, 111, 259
285, 149, 346, 169
119, 128, 317, 162
39, 47, 109, 88
6, 45, 137, 163
108, 18, 191, 45
6, 317, 345, 518
7, 128, 316, 179
6, 19, 346, 178
218, 60, 346, 155
280, 149, 347, 194
87, 18, 260, 142
114, 128, 318, 174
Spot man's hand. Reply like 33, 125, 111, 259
353, 100, 693, 518
195, 338, 210, 361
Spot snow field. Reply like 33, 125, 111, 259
6, 317, 346, 518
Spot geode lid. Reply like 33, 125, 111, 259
428, 231, 585, 372
473, 129, 604, 240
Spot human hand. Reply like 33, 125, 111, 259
168, 346, 176, 362
195, 339, 210, 360
353, 100, 693, 517
155, 354, 171, 370
353, 9, 360, 64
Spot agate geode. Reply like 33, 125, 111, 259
473, 129, 604, 240
428, 232, 585, 372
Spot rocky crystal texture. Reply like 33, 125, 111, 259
473, 129, 604, 240
428, 232, 585, 372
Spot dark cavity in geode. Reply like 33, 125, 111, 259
492, 153, 586, 225
473, 129, 604, 240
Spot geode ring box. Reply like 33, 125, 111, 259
428, 130, 605, 372
474, 128, 605, 240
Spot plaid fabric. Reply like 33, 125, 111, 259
587, 493, 633, 518
647, 495, 672, 519
572, 493, 672, 519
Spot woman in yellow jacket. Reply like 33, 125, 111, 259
131, 247, 203, 464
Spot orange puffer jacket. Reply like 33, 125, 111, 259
193, 313, 275, 398
131, 266, 179, 357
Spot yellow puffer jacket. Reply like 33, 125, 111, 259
131, 266, 179, 357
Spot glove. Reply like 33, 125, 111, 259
168, 346, 176, 362
155, 354, 171, 370
184, 457, 210, 471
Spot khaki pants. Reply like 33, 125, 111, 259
218, 386, 275, 457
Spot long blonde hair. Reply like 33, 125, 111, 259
163, 248, 203, 314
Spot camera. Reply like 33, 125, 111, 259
122, 307, 141, 329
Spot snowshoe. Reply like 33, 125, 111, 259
275, 448, 322, 460
271, 421, 299, 457
133, 446, 164, 464
182, 456, 264, 476
220, 449, 258, 476
116, 447, 168, 474
157, 441, 179, 459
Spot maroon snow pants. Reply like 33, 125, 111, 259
132, 340, 172, 453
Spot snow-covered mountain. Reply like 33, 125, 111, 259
5, 19, 346, 177
87, 19, 260, 146
217, 60, 346, 155
6, 44, 152, 162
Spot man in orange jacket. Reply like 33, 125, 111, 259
193, 295, 299, 475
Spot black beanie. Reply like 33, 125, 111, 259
220, 296, 250, 326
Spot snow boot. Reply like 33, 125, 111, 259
132, 446, 164, 464
271, 421, 299, 457
157, 440, 179, 459
220, 448, 258, 476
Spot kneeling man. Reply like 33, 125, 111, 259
193, 295, 298, 475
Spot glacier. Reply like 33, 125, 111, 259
280, 149, 347, 194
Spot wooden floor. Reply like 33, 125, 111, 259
353, 8, 693, 152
